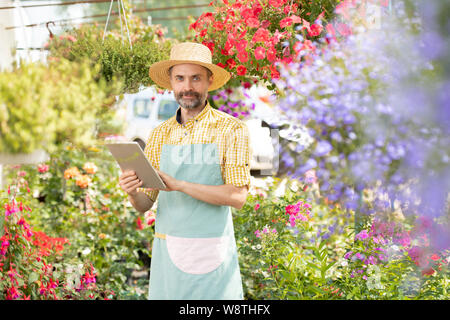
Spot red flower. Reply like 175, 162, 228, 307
269, 0, 286, 8
308, 23, 323, 37
236, 39, 248, 53
247, 17, 260, 28
252, 27, 270, 43
202, 41, 215, 54
213, 21, 224, 31
136, 217, 144, 230
217, 62, 226, 69
430, 254, 440, 261
237, 50, 249, 63
280, 17, 292, 29
226, 58, 236, 69
254, 46, 266, 60
236, 65, 247, 76
266, 47, 277, 62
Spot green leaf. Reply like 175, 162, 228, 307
28, 272, 39, 284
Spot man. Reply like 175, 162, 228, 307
118, 42, 251, 300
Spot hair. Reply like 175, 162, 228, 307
168, 65, 213, 79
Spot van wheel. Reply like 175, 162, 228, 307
134, 139, 146, 150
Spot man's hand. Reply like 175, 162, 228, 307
119, 170, 143, 196
157, 170, 183, 192
157, 170, 248, 209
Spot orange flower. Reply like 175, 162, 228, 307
83, 162, 98, 174
75, 174, 92, 189
64, 167, 80, 179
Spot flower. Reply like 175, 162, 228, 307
252, 28, 270, 43
37, 164, 49, 173
236, 65, 247, 76
280, 17, 292, 29
75, 175, 91, 189
254, 203, 260, 211
254, 46, 266, 60
64, 167, 80, 179
355, 230, 369, 241
83, 162, 98, 174
308, 24, 323, 37
285, 204, 300, 215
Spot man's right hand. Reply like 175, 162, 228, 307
119, 170, 143, 196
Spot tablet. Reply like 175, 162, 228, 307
105, 141, 167, 190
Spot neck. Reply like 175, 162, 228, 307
180, 101, 207, 124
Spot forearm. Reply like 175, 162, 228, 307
128, 191, 154, 214
178, 181, 247, 210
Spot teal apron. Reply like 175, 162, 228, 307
148, 143, 244, 300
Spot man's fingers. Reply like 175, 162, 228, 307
123, 180, 143, 193
121, 174, 139, 184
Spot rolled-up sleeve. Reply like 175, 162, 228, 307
223, 122, 252, 189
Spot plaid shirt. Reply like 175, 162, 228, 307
139, 102, 251, 202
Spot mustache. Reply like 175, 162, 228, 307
177, 90, 200, 99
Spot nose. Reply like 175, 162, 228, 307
181, 78, 194, 92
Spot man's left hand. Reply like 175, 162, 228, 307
157, 170, 183, 192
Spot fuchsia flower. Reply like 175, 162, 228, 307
254, 203, 260, 211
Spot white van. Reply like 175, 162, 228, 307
121, 87, 275, 175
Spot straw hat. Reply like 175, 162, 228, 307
149, 42, 231, 92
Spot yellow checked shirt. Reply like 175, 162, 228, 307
139, 102, 251, 202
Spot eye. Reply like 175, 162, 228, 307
193, 76, 200, 81
175, 75, 183, 81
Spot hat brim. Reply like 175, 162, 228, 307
149, 60, 231, 92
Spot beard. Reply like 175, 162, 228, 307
175, 90, 207, 110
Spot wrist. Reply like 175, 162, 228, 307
176, 180, 187, 192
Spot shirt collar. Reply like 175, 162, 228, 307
175, 101, 211, 125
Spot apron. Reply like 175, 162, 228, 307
148, 143, 244, 300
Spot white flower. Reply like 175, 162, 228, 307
81, 248, 91, 255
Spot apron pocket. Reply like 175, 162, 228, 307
166, 235, 229, 275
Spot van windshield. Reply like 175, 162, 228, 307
158, 99, 179, 120
133, 99, 151, 118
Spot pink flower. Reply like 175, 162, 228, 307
285, 204, 300, 215
308, 23, 323, 37
355, 230, 369, 241
269, 0, 286, 7
236, 39, 248, 53
279, 17, 292, 29
254, 46, 266, 60
254, 230, 261, 238
237, 50, 249, 63
336, 23, 352, 36
252, 28, 270, 43
37, 164, 49, 173
254, 203, 260, 211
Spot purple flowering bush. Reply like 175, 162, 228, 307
210, 86, 256, 120
271, 0, 449, 251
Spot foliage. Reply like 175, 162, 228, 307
189, 0, 339, 88
234, 177, 449, 300
0, 175, 113, 300
2, 144, 155, 299
0, 60, 121, 155
47, 15, 174, 94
